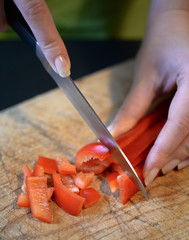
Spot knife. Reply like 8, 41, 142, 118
4, 0, 148, 199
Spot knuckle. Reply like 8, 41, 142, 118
41, 38, 59, 51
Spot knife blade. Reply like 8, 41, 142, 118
4, 0, 148, 199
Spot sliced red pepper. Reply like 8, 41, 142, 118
26, 176, 53, 223
56, 156, 77, 175
110, 163, 124, 175
60, 175, 79, 193
110, 143, 153, 175
22, 165, 32, 192
131, 143, 153, 167
17, 192, 30, 208
80, 188, 101, 208
56, 156, 70, 165
53, 173, 85, 216
75, 114, 166, 175
37, 156, 58, 174
74, 172, 94, 189
117, 163, 144, 205
76, 159, 111, 175
17, 187, 55, 208
106, 172, 119, 193
75, 142, 114, 174
58, 162, 76, 175
122, 118, 166, 161
33, 165, 44, 177
47, 187, 55, 201
116, 100, 169, 149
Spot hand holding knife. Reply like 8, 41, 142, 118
4, 0, 148, 199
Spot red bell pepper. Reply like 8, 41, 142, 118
110, 163, 124, 175
75, 115, 166, 176
56, 156, 70, 166
130, 144, 153, 167
74, 172, 94, 189
80, 188, 101, 208
75, 142, 114, 174
60, 175, 79, 193
17, 98, 170, 222
58, 162, 76, 175
47, 187, 55, 200
22, 165, 32, 192
17, 187, 55, 208
17, 192, 30, 208
56, 156, 77, 175
37, 156, 58, 174
76, 159, 110, 175
53, 173, 85, 216
116, 99, 169, 149
110, 143, 153, 175
106, 171, 119, 193
117, 163, 144, 205
33, 165, 44, 177
26, 176, 53, 223
122, 118, 166, 161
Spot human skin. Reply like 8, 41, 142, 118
108, 0, 189, 185
1, 0, 189, 186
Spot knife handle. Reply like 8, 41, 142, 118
4, 0, 37, 52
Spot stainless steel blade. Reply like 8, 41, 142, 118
36, 44, 148, 199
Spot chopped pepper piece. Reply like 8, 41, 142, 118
117, 163, 145, 205
74, 172, 94, 189
37, 156, 58, 174
26, 176, 53, 223
106, 172, 119, 193
22, 165, 32, 192
80, 187, 101, 208
33, 165, 44, 177
53, 173, 85, 216
76, 142, 114, 174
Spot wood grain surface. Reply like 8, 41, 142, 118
0, 60, 188, 240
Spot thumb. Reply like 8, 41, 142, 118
14, 0, 71, 77
108, 64, 156, 138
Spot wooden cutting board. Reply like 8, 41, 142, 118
0, 60, 188, 240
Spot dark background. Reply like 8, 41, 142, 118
0, 40, 141, 110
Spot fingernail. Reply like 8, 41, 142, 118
144, 168, 159, 186
177, 158, 189, 170
55, 55, 71, 77
162, 159, 180, 175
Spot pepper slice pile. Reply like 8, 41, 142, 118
17, 99, 169, 223
17, 155, 100, 222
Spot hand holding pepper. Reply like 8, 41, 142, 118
109, 0, 189, 185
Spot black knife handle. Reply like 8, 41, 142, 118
4, 0, 37, 52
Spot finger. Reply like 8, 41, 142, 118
144, 77, 189, 185
108, 63, 157, 137
0, 0, 9, 31
161, 134, 189, 174
14, 0, 70, 77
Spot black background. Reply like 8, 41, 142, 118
0, 39, 141, 110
